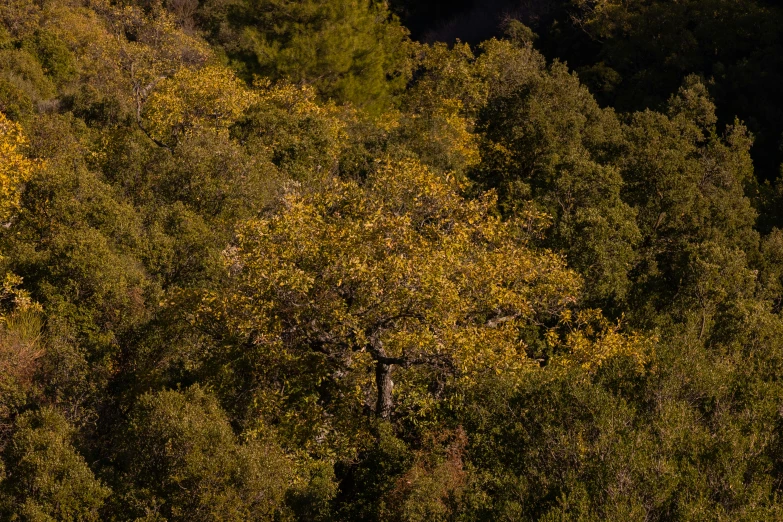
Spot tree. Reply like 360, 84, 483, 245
0, 407, 110, 521
472, 38, 639, 304
231, 81, 346, 183
0, 113, 43, 441
195, 0, 412, 112
0, 111, 38, 225
0, 274, 42, 443
620, 76, 759, 325
116, 386, 297, 521
196, 158, 649, 436
394, 41, 483, 177
570, 0, 783, 179
142, 65, 258, 147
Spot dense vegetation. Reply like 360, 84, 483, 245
2, 0, 783, 519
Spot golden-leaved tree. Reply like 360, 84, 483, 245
196, 159, 647, 448
0, 111, 37, 224
143, 65, 258, 146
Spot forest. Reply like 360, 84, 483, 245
3, 0, 783, 520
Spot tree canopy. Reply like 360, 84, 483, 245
1, 0, 783, 519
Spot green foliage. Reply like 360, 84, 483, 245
473, 38, 639, 304
0, 49, 54, 119
195, 0, 412, 112
569, 0, 783, 178
21, 29, 75, 85
1, 407, 110, 521
620, 76, 758, 326
116, 386, 295, 520
231, 82, 345, 183
0, 1, 783, 520
335, 422, 414, 520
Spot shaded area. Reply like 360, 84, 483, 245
392, 0, 783, 182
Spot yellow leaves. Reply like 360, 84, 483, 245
0, 273, 42, 316
247, 80, 348, 177
399, 96, 480, 175
512, 201, 554, 239
0, 112, 40, 224
571, 0, 635, 38
106, 3, 211, 73
19, 1, 213, 122
421, 97, 481, 169
254, 80, 329, 119
448, 326, 536, 386
193, 152, 660, 441
213, 159, 588, 397
144, 65, 258, 145
552, 309, 655, 373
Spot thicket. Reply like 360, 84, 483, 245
1, 1, 783, 520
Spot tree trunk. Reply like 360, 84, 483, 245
375, 360, 394, 419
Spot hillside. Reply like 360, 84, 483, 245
2, 1, 783, 520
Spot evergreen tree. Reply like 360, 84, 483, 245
195, 0, 412, 112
